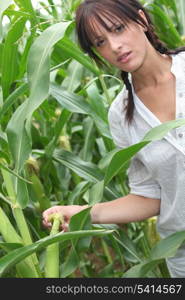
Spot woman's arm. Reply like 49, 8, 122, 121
42, 194, 160, 230
90, 194, 160, 224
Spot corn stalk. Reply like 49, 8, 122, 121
45, 213, 63, 277
1, 167, 40, 277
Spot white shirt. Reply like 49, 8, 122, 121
108, 51, 185, 277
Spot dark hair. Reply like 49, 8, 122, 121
75, 0, 185, 124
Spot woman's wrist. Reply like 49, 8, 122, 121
89, 203, 101, 224
78, 203, 101, 224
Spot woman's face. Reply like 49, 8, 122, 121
91, 13, 150, 73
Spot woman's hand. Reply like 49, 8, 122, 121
42, 205, 88, 232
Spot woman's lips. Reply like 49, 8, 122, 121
117, 51, 132, 63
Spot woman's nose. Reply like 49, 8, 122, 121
108, 36, 122, 53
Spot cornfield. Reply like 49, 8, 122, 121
0, 0, 185, 278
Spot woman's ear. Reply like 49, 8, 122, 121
138, 9, 148, 31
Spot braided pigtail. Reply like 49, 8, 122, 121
121, 71, 134, 124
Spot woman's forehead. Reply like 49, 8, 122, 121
89, 17, 113, 35
88, 14, 127, 38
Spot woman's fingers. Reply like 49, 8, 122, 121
61, 222, 69, 232
42, 205, 84, 231
42, 206, 62, 226
42, 206, 69, 231
42, 218, 52, 229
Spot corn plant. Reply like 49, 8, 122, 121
0, 0, 185, 278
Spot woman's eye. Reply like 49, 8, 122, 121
96, 39, 105, 47
114, 24, 124, 33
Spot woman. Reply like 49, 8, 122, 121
43, 0, 185, 277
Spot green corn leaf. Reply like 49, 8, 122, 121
178, 0, 185, 35
68, 181, 90, 205
97, 263, 115, 278
18, 33, 36, 80
86, 82, 108, 123
26, 21, 72, 119
107, 235, 125, 267
61, 207, 93, 277
7, 21, 72, 171
69, 207, 92, 239
0, 229, 114, 277
7, 103, 31, 173
0, 209, 39, 277
150, 230, 185, 260
0, 242, 23, 253
3, 9, 33, 20
80, 117, 96, 161
0, 151, 10, 164
0, 0, 13, 20
160, 0, 177, 12
60, 247, 79, 278
123, 230, 185, 278
50, 84, 91, 114
142, 118, 185, 141
57, 37, 101, 76
16, 178, 30, 208
104, 119, 185, 185
113, 234, 141, 263
6, 21, 72, 208
53, 148, 104, 183
0, 208, 22, 244
50, 84, 111, 138
0, 83, 28, 123
61, 60, 84, 92
1, 17, 26, 99
45, 109, 71, 157
147, 3, 183, 47
104, 141, 148, 185
14, 0, 38, 28
52, 148, 120, 199
88, 180, 104, 206
123, 260, 161, 278
98, 148, 119, 171
0, 162, 32, 184
14, 0, 35, 14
